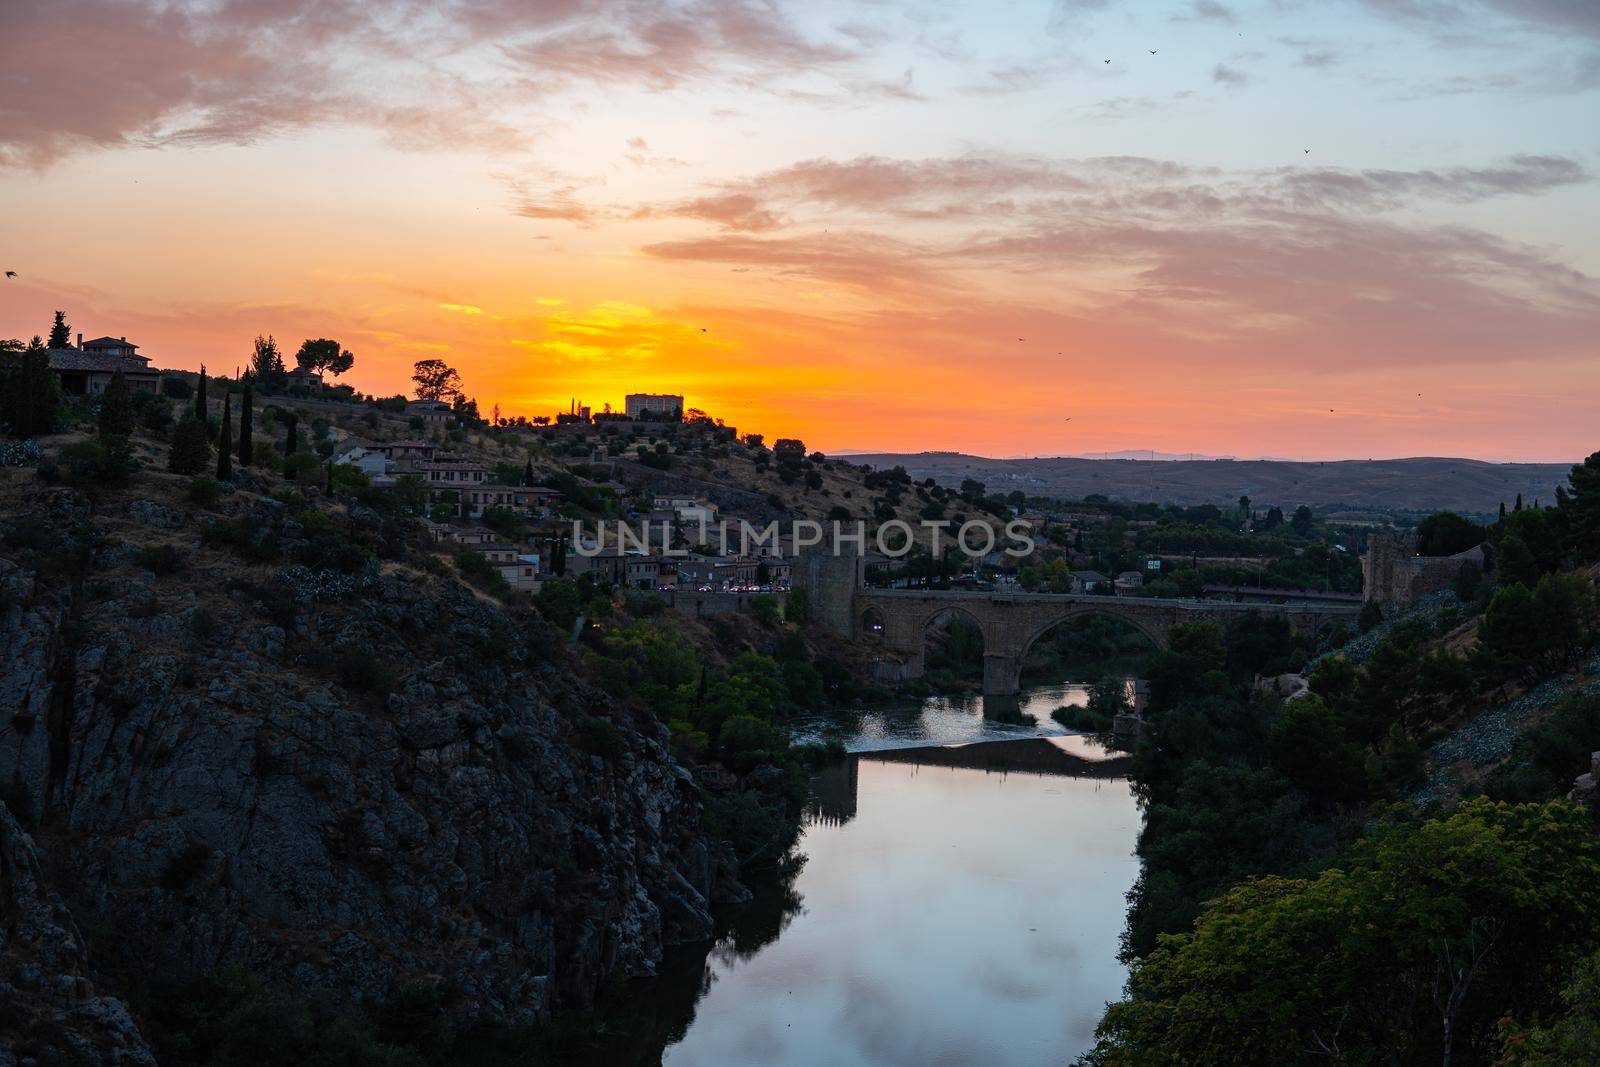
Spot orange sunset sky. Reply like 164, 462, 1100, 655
2, 0, 1597, 461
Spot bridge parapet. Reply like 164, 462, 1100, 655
855, 588, 1360, 695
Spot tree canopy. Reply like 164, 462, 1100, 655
295, 338, 354, 377
411, 358, 461, 402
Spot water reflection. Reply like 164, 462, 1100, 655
601, 734, 1140, 1066
791, 681, 1114, 752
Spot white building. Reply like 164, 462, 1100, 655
625, 393, 684, 420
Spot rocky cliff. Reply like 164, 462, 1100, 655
0, 481, 738, 1054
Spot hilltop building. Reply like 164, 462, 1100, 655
44, 333, 161, 395
625, 393, 684, 420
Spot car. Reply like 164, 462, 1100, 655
697, 585, 712, 592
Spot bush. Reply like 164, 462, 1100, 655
751, 594, 781, 625
576, 715, 625, 759
161, 376, 193, 399
282, 451, 322, 483
187, 476, 223, 507
453, 548, 511, 596
135, 544, 182, 575
168, 414, 211, 475
335, 645, 390, 696
60, 436, 137, 486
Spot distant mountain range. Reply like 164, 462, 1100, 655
841, 453, 1576, 516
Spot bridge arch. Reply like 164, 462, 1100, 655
1016, 606, 1168, 666
861, 605, 887, 639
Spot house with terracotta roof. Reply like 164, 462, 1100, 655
45, 334, 161, 395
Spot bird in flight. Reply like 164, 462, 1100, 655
1304, 149, 1311, 154
3, 271, 15, 278
700, 327, 708, 333
1063, 418, 1072, 422
1149, 49, 1157, 54
1103, 58, 1111, 64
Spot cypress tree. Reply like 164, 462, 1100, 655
97, 369, 134, 437
46, 311, 71, 350
284, 412, 299, 455
523, 459, 534, 486
217, 391, 233, 481
168, 414, 211, 475
195, 365, 208, 430
8, 338, 61, 437
238, 384, 254, 466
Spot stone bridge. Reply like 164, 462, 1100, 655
854, 588, 1361, 695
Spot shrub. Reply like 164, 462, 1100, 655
453, 548, 511, 596
281, 451, 322, 483
751, 594, 781, 625
168, 414, 211, 475
60, 436, 137, 486
135, 544, 182, 575
161, 376, 193, 399
187, 476, 222, 507
576, 715, 625, 759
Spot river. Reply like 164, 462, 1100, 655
603, 683, 1143, 1066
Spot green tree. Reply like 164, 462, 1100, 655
238, 384, 253, 466
46, 310, 71, 349
168, 413, 211, 475
4, 337, 61, 437
216, 391, 232, 481
783, 584, 810, 624
1289, 504, 1315, 536
295, 338, 354, 377
250, 334, 284, 378
1564, 451, 1600, 563
194, 364, 208, 429
411, 358, 461, 402
1417, 510, 1486, 556
96, 368, 134, 437
1094, 799, 1600, 1066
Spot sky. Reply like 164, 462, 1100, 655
1, 0, 1597, 462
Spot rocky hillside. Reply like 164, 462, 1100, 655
0, 472, 746, 1055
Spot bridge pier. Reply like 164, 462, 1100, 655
982, 653, 1022, 697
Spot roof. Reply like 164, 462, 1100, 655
408, 399, 451, 410
1074, 570, 1110, 582
45, 348, 158, 374
374, 439, 431, 450
81, 336, 139, 350
286, 366, 322, 377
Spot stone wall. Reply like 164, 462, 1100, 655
1362, 532, 1485, 605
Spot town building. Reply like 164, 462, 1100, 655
1114, 571, 1145, 596
625, 393, 685, 420
45, 334, 161, 395
407, 399, 452, 426
459, 484, 559, 519
1072, 570, 1111, 594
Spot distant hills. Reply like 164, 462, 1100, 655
842, 453, 1576, 516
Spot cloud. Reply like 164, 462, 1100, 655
641, 232, 938, 289
1177, 1, 1237, 24
1359, 0, 1600, 41
500, 0, 857, 93
1212, 63, 1250, 87
626, 150, 1599, 371
0, 0, 879, 168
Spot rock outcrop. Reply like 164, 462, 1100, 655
0, 799, 156, 1064
1569, 751, 1600, 807
0, 484, 729, 1034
